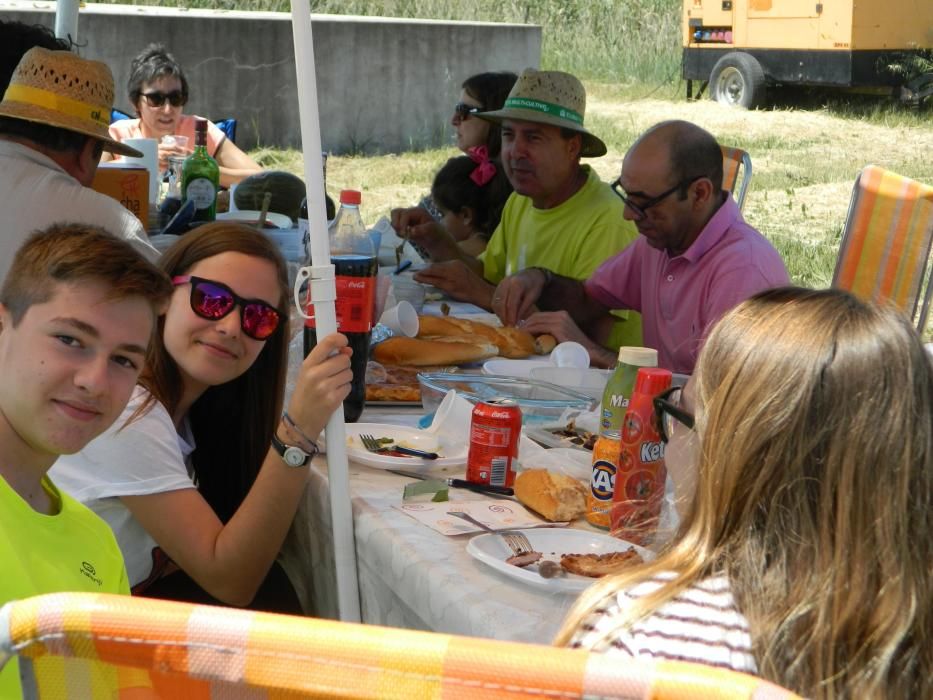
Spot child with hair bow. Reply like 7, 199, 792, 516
419, 147, 513, 258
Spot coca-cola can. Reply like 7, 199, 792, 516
466, 398, 522, 487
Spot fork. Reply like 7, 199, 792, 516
448, 512, 562, 579
359, 433, 439, 460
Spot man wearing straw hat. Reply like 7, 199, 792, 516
413, 68, 641, 350
0, 46, 158, 284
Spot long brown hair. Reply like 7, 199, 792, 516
555, 287, 932, 698
143, 223, 290, 523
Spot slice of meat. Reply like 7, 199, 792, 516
559, 548, 643, 578
506, 551, 543, 568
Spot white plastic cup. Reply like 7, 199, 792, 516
122, 137, 159, 204
378, 300, 419, 337
391, 276, 426, 313
549, 341, 590, 369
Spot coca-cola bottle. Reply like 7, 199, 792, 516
303, 189, 376, 423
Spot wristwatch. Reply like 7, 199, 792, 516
271, 433, 314, 467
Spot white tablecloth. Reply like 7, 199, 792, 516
279, 405, 594, 644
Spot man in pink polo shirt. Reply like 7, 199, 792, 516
492, 120, 789, 373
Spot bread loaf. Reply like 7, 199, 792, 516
514, 469, 587, 522
534, 334, 557, 355
372, 336, 499, 367
416, 315, 545, 359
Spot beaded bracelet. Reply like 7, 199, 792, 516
282, 411, 320, 454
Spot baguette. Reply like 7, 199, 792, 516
372, 336, 499, 367
513, 469, 587, 522
417, 315, 543, 359
535, 333, 557, 355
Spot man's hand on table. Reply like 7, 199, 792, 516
414, 260, 495, 309
519, 311, 617, 368
492, 269, 547, 327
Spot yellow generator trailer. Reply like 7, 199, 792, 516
682, 0, 933, 108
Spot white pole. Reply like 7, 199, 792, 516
54, 0, 80, 43
289, 1, 361, 622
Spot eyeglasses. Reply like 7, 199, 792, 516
172, 276, 283, 341
653, 386, 695, 443
454, 102, 481, 120
141, 90, 187, 108
611, 175, 703, 219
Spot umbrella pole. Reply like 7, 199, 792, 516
55, 0, 80, 43
289, 0, 361, 623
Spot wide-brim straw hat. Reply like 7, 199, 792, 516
0, 47, 141, 158
477, 68, 607, 158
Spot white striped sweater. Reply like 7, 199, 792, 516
569, 572, 757, 674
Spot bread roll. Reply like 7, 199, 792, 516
514, 469, 587, 522
417, 315, 466, 338
535, 333, 557, 355
372, 336, 499, 367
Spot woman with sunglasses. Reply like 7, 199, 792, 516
105, 44, 261, 187
554, 287, 932, 698
52, 223, 352, 612
391, 71, 517, 258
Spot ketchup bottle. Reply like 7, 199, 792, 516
610, 367, 672, 545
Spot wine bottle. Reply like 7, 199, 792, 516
181, 118, 220, 224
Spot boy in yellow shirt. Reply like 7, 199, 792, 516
0, 223, 171, 697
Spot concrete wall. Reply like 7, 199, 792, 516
0, 2, 541, 153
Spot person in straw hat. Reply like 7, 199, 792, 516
0, 46, 158, 285
495, 120, 788, 372
411, 68, 642, 351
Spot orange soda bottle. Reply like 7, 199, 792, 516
610, 367, 672, 544
586, 347, 657, 528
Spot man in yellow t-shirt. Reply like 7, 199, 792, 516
0, 224, 171, 697
410, 69, 641, 350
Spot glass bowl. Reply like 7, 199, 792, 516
417, 372, 597, 424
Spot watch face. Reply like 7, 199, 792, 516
283, 446, 308, 467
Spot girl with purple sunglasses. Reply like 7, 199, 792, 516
52, 223, 352, 611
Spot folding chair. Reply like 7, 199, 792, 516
721, 145, 752, 211
0, 592, 801, 699
832, 165, 933, 332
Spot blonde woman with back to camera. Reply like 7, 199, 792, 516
554, 287, 932, 699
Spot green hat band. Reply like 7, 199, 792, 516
502, 97, 584, 126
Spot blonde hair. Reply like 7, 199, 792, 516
554, 287, 932, 698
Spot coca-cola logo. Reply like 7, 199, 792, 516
486, 410, 514, 419
346, 281, 366, 289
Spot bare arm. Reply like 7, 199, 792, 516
122, 333, 352, 606
214, 139, 263, 188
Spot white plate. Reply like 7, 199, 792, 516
482, 357, 551, 378
466, 528, 653, 593
216, 210, 293, 229
345, 423, 467, 469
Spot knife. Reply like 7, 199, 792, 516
387, 468, 514, 497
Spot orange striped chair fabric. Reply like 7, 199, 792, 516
0, 592, 802, 700
721, 145, 752, 211
832, 165, 933, 330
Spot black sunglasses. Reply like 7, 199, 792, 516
653, 386, 695, 443
453, 102, 481, 119
172, 276, 284, 341
141, 90, 187, 108
611, 175, 703, 220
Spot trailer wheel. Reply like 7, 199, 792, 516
710, 53, 766, 109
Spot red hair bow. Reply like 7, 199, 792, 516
467, 145, 496, 186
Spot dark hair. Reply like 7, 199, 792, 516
0, 115, 92, 154
665, 120, 724, 194
462, 71, 518, 157
1, 222, 171, 325
143, 223, 289, 523
127, 43, 189, 114
0, 20, 71, 96
431, 155, 513, 239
